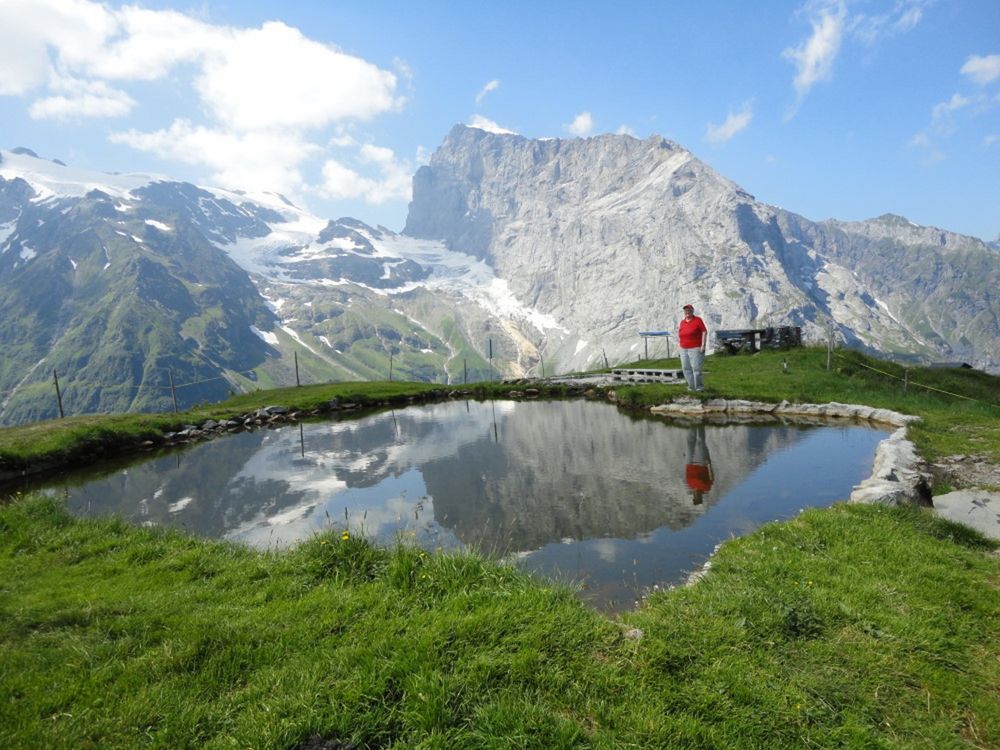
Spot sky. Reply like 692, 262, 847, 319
1, 0, 998, 241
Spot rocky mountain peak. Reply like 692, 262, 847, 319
403, 125, 999, 373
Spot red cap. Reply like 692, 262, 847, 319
682, 304, 694, 310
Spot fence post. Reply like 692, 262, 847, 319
826, 324, 834, 372
52, 369, 64, 419
294, 351, 300, 387
168, 368, 178, 413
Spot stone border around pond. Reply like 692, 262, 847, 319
648, 398, 932, 508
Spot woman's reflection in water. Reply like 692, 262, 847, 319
684, 424, 714, 505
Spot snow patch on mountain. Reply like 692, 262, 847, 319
249, 325, 278, 346
0, 149, 162, 200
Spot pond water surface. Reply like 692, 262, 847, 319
31, 400, 887, 612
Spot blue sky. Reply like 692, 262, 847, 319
1, 0, 998, 240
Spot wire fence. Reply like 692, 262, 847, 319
36, 346, 499, 421
832, 351, 998, 408
11, 337, 997, 424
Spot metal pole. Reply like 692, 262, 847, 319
389, 353, 393, 382
602, 348, 609, 368
488, 339, 493, 383
644, 336, 648, 360
294, 351, 300, 386
52, 369, 64, 419
464, 358, 467, 385
168, 368, 178, 413
540, 354, 545, 378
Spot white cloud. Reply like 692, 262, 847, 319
783, 3, 846, 101
0, 0, 408, 207
705, 102, 753, 144
328, 133, 359, 148
566, 111, 594, 137
961, 54, 1000, 86
358, 144, 413, 203
85, 6, 219, 81
359, 144, 395, 166
782, 0, 927, 116
931, 92, 971, 132
0, 0, 116, 95
319, 145, 413, 204
195, 22, 401, 132
0, 1, 403, 131
850, 0, 928, 44
475, 79, 500, 105
985, 134, 999, 147
616, 124, 636, 136
29, 77, 135, 120
320, 159, 375, 201
110, 120, 317, 196
467, 115, 518, 135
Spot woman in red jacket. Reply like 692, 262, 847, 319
678, 303, 708, 391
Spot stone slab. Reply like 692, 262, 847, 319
931, 490, 1000, 540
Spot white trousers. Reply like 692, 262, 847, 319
680, 347, 704, 391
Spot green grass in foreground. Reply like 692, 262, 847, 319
1, 496, 997, 749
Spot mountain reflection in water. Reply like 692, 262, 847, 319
41, 399, 886, 612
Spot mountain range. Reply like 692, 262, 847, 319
1, 126, 997, 424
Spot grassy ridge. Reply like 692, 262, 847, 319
1, 496, 997, 748
614, 347, 1000, 462
0, 381, 448, 472
3, 347, 999, 476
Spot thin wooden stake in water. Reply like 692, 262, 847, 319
52, 369, 64, 419
294, 351, 300, 387
168, 368, 178, 413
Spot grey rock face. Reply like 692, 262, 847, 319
405, 125, 999, 373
